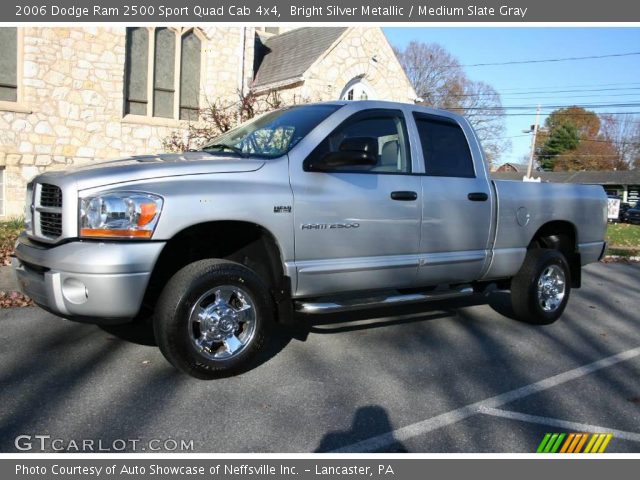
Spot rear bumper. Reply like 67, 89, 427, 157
12, 234, 165, 323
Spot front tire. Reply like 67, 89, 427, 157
510, 249, 571, 325
153, 259, 273, 379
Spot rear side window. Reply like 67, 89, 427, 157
414, 114, 475, 178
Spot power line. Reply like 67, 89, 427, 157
461, 110, 640, 122
452, 51, 640, 68
498, 93, 640, 101
535, 154, 624, 158
455, 103, 640, 111
540, 138, 640, 147
500, 87, 640, 95
501, 154, 629, 159
466, 111, 640, 117
574, 138, 640, 146
425, 87, 640, 98
496, 134, 639, 146
498, 132, 640, 147
496, 81, 640, 92
497, 134, 531, 139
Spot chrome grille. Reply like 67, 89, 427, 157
36, 183, 63, 240
40, 212, 63, 238
40, 183, 62, 208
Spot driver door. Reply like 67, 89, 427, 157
289, 109, 422, 297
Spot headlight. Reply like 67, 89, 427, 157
79, 192, 163, 239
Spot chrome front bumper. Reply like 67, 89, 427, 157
12, 234, 165, 323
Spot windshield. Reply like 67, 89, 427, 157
201, 104, 341, 158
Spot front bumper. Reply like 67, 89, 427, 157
12, 234, 165, 323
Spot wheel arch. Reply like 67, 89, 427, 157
142, 220, 292, 322
527, 220, 581, 288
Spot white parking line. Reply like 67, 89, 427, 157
479, 407, 640, 443
332, 346, 640, 452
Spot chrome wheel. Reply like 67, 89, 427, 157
536, 264, 566, 312
188, 285, 257, 360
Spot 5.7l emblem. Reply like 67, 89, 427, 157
273, 205, 292, 213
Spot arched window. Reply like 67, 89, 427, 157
340, 79, 376, 101
124, 27, 203, 120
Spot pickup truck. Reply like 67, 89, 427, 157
13, 101, 608, 379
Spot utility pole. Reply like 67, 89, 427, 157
526, 104, 541, 179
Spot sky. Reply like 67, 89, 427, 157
384, 27, 640, 166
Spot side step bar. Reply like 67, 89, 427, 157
295, 286, 474, 314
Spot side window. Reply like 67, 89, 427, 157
0, 27, 18, 103
153, 27, 176, 119
179, 31, 202, 121
414, 114, 475, 178
309, 111, 411, 174
124, 27, 202, 120
124, 27, 149, 116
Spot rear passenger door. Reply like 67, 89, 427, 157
413, 112, 493, 285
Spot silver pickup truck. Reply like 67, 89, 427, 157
13, 101, 607, 378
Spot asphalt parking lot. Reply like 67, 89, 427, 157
0, 261, 639, 453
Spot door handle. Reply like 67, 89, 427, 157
391, 191, 418, 201
468, 192, 488, 202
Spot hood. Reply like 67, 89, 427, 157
37, 152, 266, 191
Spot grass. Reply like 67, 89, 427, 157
605, 222, 640, 256
0, 217, 24, 266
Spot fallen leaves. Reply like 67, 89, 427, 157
0, 291, 34, 308
0, 221, 22, 266
0, 246, 14, 266
602, 255, 640, 264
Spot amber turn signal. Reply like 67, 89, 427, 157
80, 229, 153, 238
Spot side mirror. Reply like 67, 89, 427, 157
307, 137, 377, 171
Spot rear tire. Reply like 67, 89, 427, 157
153, 259, 273, 379
510, 249, 571, 325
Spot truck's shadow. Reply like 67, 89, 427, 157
99, 318, 295, 376
100, 290, 517, 351
100, 320, 157, 346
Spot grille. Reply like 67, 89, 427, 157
40, 184, 62, 208
38, 184, 63, 239
40, 212, 63, 238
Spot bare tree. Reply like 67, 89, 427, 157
395, 42, 465, 107
601, 114, 640, 170
395, 41, 509, 167
454, 79, 509, 166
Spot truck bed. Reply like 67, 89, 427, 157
482, 179, 607, 280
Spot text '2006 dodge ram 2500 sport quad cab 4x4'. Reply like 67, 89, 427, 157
13, 101, 608, 379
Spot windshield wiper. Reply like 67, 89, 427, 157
201, 144, 249, 158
